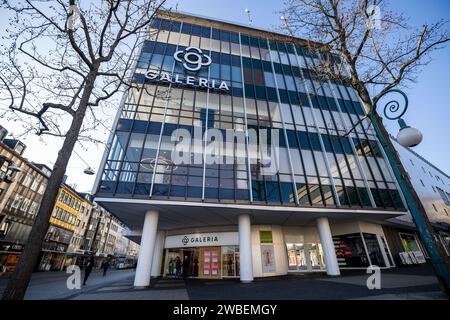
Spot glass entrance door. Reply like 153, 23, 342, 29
287, 243, 325, 272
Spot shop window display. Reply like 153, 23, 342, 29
362, 233, 386, 267
333, 233, 369, 267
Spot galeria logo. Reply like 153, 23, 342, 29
174, 47, 212, 72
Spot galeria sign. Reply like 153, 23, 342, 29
144, 46, 229, 91
145, 70, 229, 91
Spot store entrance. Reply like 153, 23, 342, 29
182, 249, 199, 277
286, 243, 325, 272
165, 248, 199, 278
164, 246, 240, 279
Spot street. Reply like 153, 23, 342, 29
0, 264, 444, 300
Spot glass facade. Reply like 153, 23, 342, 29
96, 16, 406, 211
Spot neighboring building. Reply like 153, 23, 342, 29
64, 192, 95, 267
100, 215, 124, 256
93, 11, 410, 286
37, 182, 84, 271
0, 125, 139, 273
64, 193, 140, 269
381, 136, 450, 261
0, 127, 50, 273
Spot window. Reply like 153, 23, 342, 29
332, 233, 369, 267
0, 221, 11, 238
436, 187, 450, 205
30, 179, 39, 191
22, 174, 33, 187
21, 198, 31, 212
409, 159, 414, 166
37, 182, 46, 194
56, 208, 62, 219
420, 179, 425, 187
432, 203, 438, 212
29, 201, 39, 215
399, 233, 422, 253
10, 194, 23, 210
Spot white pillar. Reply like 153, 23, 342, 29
134, 210, 159, 287
238, 214, 253, 282
316, 217, 340, 276
150, 230, 165, 277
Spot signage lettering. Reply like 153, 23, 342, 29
144, 70, 229, 91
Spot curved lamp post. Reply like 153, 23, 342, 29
371, 89, 423, 147
369, 89, 450, 295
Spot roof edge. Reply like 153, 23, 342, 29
156, 9, 328, 50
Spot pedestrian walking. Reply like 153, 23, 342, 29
83, 256, 95, 286
101, 259, 110, 277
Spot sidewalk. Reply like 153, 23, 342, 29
0, 269, 136, 300
0, 264, 446, 300
72, 278, 189, 300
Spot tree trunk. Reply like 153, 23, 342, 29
367, 104, 450, 294
1, 70, 98, 300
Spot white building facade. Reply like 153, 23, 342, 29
381, 137, 450, 261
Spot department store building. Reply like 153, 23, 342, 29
93, 11, 408, 286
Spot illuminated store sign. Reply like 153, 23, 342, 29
143, 46, 229, 91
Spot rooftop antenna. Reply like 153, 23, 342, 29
280, 15, 293, 36
244, 8, 252, 26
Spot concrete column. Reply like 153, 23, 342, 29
317, 217, 340, 276
238, 214, 253, 282
150, 230, 165, 277
134, 210, 159, 287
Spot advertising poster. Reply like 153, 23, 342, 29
204, 251, 210, 264
261, 245, 276, 273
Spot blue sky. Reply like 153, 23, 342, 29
167, 0, 450, 175
0, 0, 449, 192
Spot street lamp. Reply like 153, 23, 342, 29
369, 89, 450, 295
396, 119, 423, 148
371, 89, 423, 148
83, 167, 95, 175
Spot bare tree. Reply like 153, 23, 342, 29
280, 0, 450, 293
0, 0, 167, 300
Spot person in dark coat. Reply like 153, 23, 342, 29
174, 256, 182, 279
83, 257, 95, 285
101, 259, 110, 276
